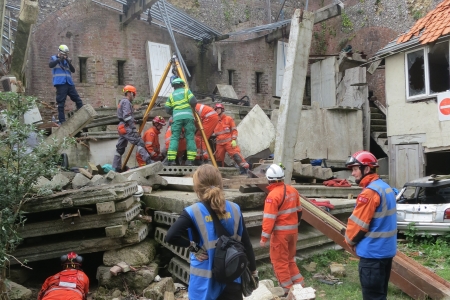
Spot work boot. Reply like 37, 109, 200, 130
185, 160, 193, 166
193, 159, 202, 166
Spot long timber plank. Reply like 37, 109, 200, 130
22, 181, 138, 213
18, 203, 141, 238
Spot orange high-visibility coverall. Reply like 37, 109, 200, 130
38, 269, 89, 300
261, 182, 304, 294
136, 126, 162, 166
194, 103, 219, 160
213, 113, 248, 168
165, 125, 186, 159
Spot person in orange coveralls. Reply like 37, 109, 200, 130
212, 103, 249, 172
136, 116, 166, 166
194, 103, 219, 163
38, 252, 89, 300
260, 163, 304, 296
165, 117, 187, 164
344, 151, 396, 300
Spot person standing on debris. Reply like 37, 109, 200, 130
164, 117, 187, 164
165, 164, 258, 300
112, 85, 147, 172
136, 116, 166, 167
212, 103, 249, 173
48, 45, 84, 125
260, 163, 304, 296
164, 78, 197, 166
344, 151, 397, 300
38, 252, 89, 300
194, 103, 219, 164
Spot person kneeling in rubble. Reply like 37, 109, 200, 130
38, 252, 89, 300
136, 116, 166, 167
165, 164, 258, 300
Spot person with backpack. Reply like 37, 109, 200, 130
260, 163, 304, 296
165, 164, 257, 300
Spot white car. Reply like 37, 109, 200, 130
396, 175, 450, 235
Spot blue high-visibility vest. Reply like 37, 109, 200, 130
184, 201, 244, 300
50, 55, 74, 86
356, 179, 397, 259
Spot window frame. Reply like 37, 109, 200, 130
405, 41, 450, 101
79, 57, 88, 83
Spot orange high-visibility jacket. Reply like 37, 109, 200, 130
344, 173, 381, 246
165, 126, 186, 152
261, 182, 302, 242
38, 269, 89, 300
195, 103, 217, 120
142, 127, 161, 158
213, 114, 237, 145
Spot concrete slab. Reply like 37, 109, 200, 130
46, 104, 97, 146
128, 173, 168, 187
162, 176, 194, 192
19, 202, 140, 239
122, 162, 164, 178
72, 173, 91, 189
168, 257, 190, 285
235, 104, 276, 158
295, 185, 360, 199
50, 173, 70, 190
22, 181, 138, 213
158, 166, 239, 178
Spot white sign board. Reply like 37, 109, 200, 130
438, 91, 450, 121
146, 42, 172, 97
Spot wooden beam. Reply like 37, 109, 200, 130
265, 3, 342, 43
121, 0, 158, 26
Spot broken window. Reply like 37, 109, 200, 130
407, 49, 426, 97
256, 72, 263, 93
428, 42, 449, 94
79, 57, 87, 83
228, 70, 234, 86
118, 60, 125, 86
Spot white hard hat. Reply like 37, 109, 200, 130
266, 164, 285, 181
134, 185, 144, 198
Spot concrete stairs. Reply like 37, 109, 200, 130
370, 106, 388, 155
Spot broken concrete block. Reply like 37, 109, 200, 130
236, 104, 276, 159
110, 265, 122, 276
143, 277, 175, 300
162, 176, 194, 192
116, 261, 131, 273
90, 174, 104, 184
7, 268, 32, 285
115, 196, 135, 211
142, 186, 152, 194
122, 162, 164, 178
5, 280, 32, 300
96, 201, 116, 215
60, 171, 76, 181
287, 286, 316, 300
103, 239, 157, 266
45, 104, 98, 147
50, 173, 70, 190
123, 223, 149, 244
127, 172, 168, 187
97, 262, 158, 292
269, 287, 285, 297
72, 173, 91, 189
164, 291, 175, 300
105, 224, 128, 238
78, 168, 93, 179
243, 283, 274, 300
91, 171, 127, 186
31, 176, 53, 193
259, 279, 275, 289
329, 263, 346, 277
87, 162, 99, 175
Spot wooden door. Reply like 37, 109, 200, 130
146, 42, 172, 97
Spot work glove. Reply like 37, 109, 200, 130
231, 140, 237, 148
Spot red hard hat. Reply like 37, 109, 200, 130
214, 103, 225, 110
152, 116, 166, 126
345, 151, 379, 169
61, 251, 83, 267
123, 85, 136, 96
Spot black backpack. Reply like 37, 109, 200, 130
203, 202, 248, 284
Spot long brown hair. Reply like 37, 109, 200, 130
193, 164, 226, 215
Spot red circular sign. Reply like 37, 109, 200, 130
440, 98, 450, 115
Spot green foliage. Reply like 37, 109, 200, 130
412, 10, 423, 20
0, 86, 74, 269
224, 10, 231, 22
244, 7, 250, 21
313, 23, 328, 55
341, 12, 353, 33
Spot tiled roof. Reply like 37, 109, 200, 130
397, 0, 450, 45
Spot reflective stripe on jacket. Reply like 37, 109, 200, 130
345, 176, 397, 259
196, 103, 217, 120
184, 201, 243, 300
50, 55, 74, 86
261, 182, 302, 242
117, 98, 136, 128
213, 114, 238, 145
38, 269, 89, 300
165, 88, 194, 120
